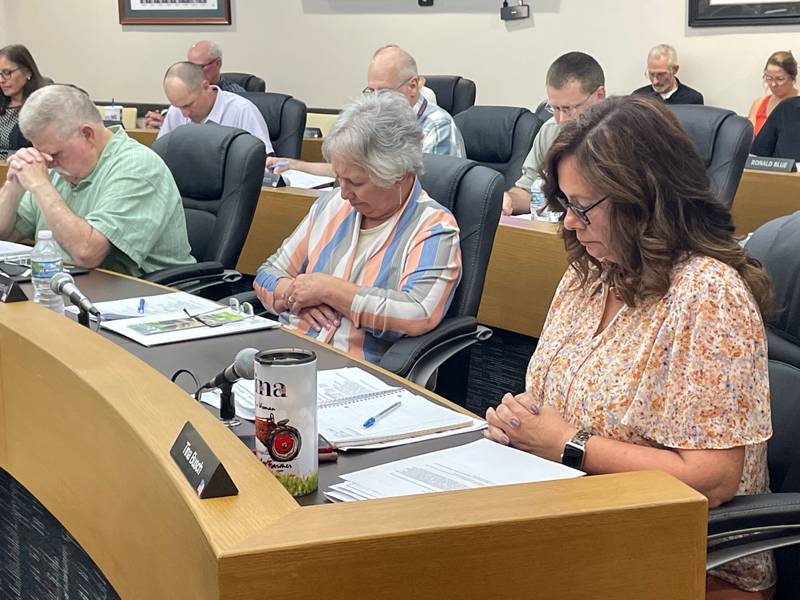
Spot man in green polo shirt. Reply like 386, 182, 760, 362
0, 84, 194, 276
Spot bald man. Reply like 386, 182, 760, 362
157, 62, 274, 155
145, 40, 246, 129
266, 44, 464, 176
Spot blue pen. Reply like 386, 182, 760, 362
362, 401, 402, 429
267, 159, 289, 172
137, 298, 146, 314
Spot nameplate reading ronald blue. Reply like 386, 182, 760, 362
169, 421, 238, 499
746, 155, 796, 173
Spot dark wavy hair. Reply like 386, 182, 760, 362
540, 94, 772, 317
0, 44, 47, 115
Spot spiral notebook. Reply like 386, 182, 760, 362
317, 368, 474, 448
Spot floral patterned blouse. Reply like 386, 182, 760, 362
526, 254, 774, 592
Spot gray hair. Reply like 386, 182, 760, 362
205, 41, 222, 61
648, 44, 678, 66
164, 61, 206, 93
19, 84, 102, 140
372, 44, 419, 81
323, 91, 423, 187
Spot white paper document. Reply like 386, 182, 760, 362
0, 241, 33, 261
324, 438, 584, 502
65, 291, 222, 320
281, 169, 336, 190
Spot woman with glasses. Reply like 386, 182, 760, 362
485, 95, 774, 599
0, 44, 47, 160
751, 52, 800, 162
747, 51, 798, 138
254, 92, 462, 365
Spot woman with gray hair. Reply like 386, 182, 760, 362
254, 91, 462, 364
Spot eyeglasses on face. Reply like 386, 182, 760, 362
554, 193, 609, 226
362, 75, 416, 95
763, 73, 789, 84
645, 70, 673, 81
545, 90, 596, 117
0, 67, 21, 80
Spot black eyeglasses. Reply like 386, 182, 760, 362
553, 194, 608, 226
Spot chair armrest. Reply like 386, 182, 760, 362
708, 493, 800, 536
142, 261, 224, 285
379, 316, 481, 377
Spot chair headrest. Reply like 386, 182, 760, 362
668, 105, 734, 166
419, 154, 477, 211
151, 123, 245, 200
454, 106, 526, 163
234, 91, 291, 138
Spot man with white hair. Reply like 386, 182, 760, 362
0, 85, 194, 276
157, 61, 274, 155
266, 44, 465, 177
632, 44, 704, 105
145, 39, 246, 129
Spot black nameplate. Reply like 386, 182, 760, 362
262, 171, 285, 188
0, 273, 28, 303
169, 421, 238, 499
746, 155, 796, 173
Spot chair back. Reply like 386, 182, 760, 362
668, 105, 753, 209
418, 154, 504, 318
150, 123, 265, 269
454, 106, 541, 189
235, 91, 307, 159
745, 213, 800, 369
422, 75, 477, 116
533, 99, 552, 124
221, 72, 266, 92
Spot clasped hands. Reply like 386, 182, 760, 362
281, 273, 341, 332
484, 391, 577, 463
5, 147, 52, 192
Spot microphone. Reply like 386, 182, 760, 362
201, 347, 258, 390
50, 272, 101, 317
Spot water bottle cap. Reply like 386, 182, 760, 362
37, 230, 53, 240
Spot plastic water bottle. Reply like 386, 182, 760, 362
530, 177, 559, 223
30, 230, 65, 314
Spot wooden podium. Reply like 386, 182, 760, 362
0, 302, 707, 599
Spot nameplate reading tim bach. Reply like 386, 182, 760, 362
169, 421, 238, 499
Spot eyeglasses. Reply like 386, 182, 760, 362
0, 68, 21, 80
182, 302, 253, 328
194, 58, 219, 69
645, 70, 673, 81
763, 74, 790, 84
554, 193, 609, 226
362, 75, 416, 95
545, 90, 596, 118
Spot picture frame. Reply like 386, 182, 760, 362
689, 0, 800, 27
118, 0, 232, 26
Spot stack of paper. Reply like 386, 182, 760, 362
324, 439, 584, 502
281, 169, 335, 190
0, 241, 33, 262
74, 292, 279, 346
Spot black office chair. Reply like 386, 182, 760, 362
144, 123, 265, 294
422, 75, 477, 116
453, 106, 541, 190
379, 154, 504, 386
707, 359, 800, 599
220, 72, 266, 92
234, 91, 307, 159
744, 212, 800, 368
667, 105, 753, 209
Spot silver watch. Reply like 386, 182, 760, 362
561, 429, 592, 470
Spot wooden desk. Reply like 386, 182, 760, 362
0, 279, 708, 599
127, 127, 157, 146
732, 168, 800, 234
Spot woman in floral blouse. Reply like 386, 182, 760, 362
485, 95, 774, 599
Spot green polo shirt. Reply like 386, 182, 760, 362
15, 126, 194, 276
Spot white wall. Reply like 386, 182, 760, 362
4, 0, 799, 115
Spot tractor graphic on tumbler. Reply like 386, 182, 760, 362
256, 413, 302, 462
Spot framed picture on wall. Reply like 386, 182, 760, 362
689, 0, 800, 27
118, 0, 232, 25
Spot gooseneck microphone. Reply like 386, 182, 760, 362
201, 347, 258, 390
50, 272, 101, 317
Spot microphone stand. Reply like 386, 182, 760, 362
218, 381, 241, 428
76, 305, 92, 330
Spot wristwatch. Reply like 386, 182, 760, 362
561, 429, 592, 470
